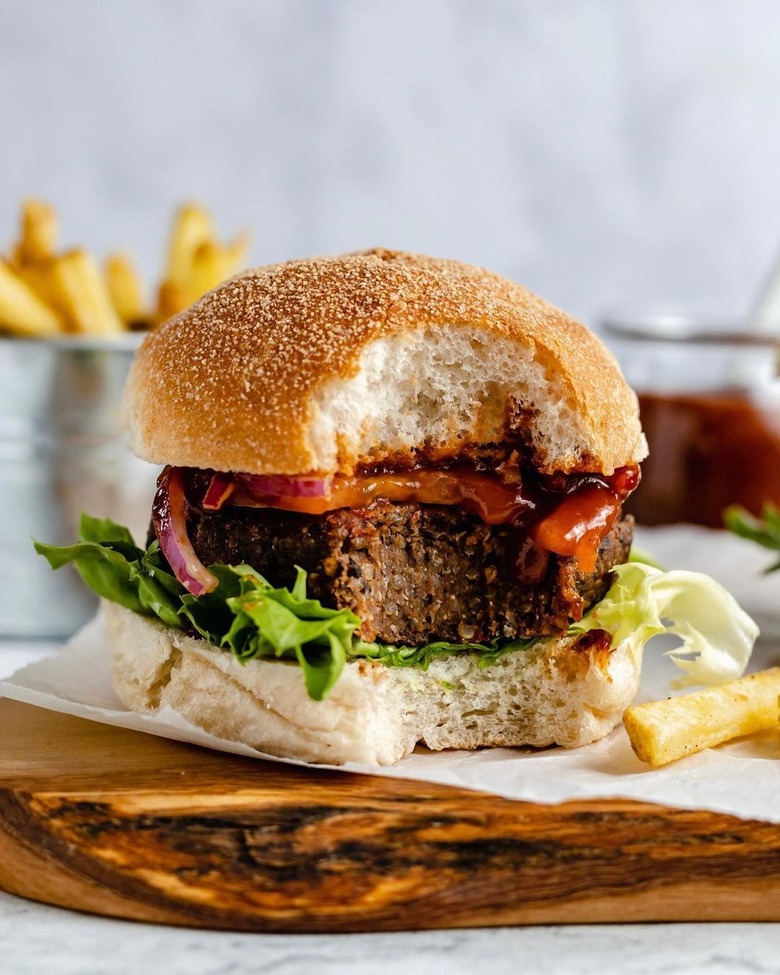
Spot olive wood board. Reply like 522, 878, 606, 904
1, 698, 779, 932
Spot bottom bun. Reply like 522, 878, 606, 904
104, 601, 641, 766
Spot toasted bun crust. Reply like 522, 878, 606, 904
104, 602, 641, 766
125, 249, 646, 476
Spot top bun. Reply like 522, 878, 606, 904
125, 249, 647, 476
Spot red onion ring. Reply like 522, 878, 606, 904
235, 473, 332, 498
202, 472, 235, 511
152, 466, 218, 596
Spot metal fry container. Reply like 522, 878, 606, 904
0, 335, 158, 639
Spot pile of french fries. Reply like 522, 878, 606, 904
623, 667, 780, 767
0, 200, 249, 338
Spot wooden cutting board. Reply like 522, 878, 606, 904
1, 697, 779, 931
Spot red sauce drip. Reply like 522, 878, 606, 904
530, 485, 622, 574
574, 629, 613, 653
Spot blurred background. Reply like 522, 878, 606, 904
2, 0, 780, 325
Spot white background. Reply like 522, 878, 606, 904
2, 0, 780, 325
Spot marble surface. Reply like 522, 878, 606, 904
0, 642, 779, 974
1, 882, 780, 975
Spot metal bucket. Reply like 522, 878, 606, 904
0, 335, 158, 639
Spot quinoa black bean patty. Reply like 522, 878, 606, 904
183, 500, 633, 645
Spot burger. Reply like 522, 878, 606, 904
36, 250, 757, 764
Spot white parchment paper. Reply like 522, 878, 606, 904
3, 526, 780, 821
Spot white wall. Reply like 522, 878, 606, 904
2, 0, 779, 324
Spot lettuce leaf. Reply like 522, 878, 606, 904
36, 519, 363, 700
219, 566, 361, 700
724, 503, 780, 573
34, 514, 184, 627
570, 561, 758, 687
351, 635, 536, 670
36, 517, 758, 700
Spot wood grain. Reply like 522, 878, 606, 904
0, 698, 778, 931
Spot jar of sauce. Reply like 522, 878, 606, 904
601, 315, 780, 527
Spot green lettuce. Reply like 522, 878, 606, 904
35, 515, 534, 700
36, 516, 758, 700
571, 561, 758, 687
352, 635, 536, 670
725, 503, 780, 573
34, 517, 184, 628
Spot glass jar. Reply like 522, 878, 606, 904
601, 314, 780, 528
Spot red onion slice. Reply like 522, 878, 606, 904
152, 466, 218, 596
236, 473, 332, 498
202, 472, 235, 511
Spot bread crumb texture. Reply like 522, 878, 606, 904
126, 249, 646, 475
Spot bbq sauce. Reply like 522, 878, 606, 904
627, 391, 780, 527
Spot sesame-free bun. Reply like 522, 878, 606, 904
125, 249, 646, 476
104, 601, 641, 765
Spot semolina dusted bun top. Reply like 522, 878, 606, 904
124, 249, 647, 476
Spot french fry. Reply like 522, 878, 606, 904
155, 279, 189, 323
2, 198, 249, 337
12, 198, 58, 264
623, 667, 780, 767
12, 259, 68, 320
189, 232, 249, 300
165, 203, 214, 296
156, 205, 249, 319
50, 249, 125, 335
105, 252, 145, 324
0, 261, 63, 336
189, 241, 224, 299
223, 230, 250, 274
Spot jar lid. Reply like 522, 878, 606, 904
601, 313, 778, 348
